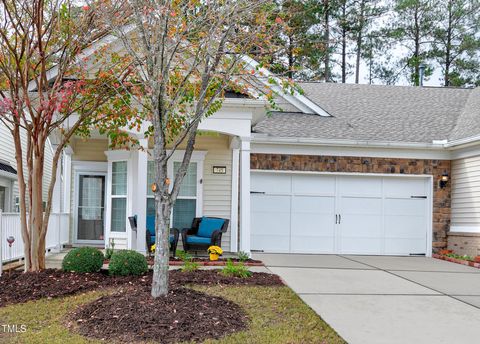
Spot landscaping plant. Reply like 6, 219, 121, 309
221, 259, 252, 278
176, 250, 199, 272
62, 247, 104, 273
104, 239, 116, 260
237, 251, 250, 262
109, 250, 148, 276
208, 246, 223, 261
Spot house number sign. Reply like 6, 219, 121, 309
213, 166, 227, 174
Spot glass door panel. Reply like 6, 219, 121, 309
77, 175, 105, 241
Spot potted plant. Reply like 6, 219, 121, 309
207, 246, 223, 261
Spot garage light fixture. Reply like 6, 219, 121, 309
439, 172, 449, 189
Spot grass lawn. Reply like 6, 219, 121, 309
0, 285, 345, 344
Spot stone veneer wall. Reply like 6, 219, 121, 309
250, 154, 451, 251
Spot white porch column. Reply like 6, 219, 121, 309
134, 138, 148, 254
51, 152, 63, 214
239, 137, 251, 254
62, 148, 72, 214
230, 138, 240, 252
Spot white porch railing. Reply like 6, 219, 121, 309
0, 211, 70, 266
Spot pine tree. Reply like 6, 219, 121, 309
432, 0, 480, 86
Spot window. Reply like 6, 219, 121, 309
0, 186, 5, 212
173, 162, 197, 229
146, 160, 198, 229
146, 161, 155, 217
111, 161, 127, 232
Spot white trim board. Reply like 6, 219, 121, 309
449, 227, 480, 234
251, 142, 451, 160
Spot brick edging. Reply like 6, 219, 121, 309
433, 254, 480, 269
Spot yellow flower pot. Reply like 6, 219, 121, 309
209, 253, 219, 261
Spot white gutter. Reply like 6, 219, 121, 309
251, 134, 447, 150
444, 135, 480, 148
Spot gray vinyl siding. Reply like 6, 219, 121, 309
196, 135, 233, 252
451, 155, 480, 228
0, 123, 54, 210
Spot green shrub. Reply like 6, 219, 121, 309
109, 250, 148, 276
221, 259, 252, 278
62, 247, 104, 273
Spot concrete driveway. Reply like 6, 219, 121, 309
254, 253, 480, 344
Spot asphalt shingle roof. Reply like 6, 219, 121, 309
254, 83, 478, 144
0, 161, 16, 174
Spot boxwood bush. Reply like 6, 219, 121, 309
109, 250, 148, 276
62, 247, 104, 273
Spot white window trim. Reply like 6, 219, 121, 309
105, 151, 133, 244
147, 150, 207, 226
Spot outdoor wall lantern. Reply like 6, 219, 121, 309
439, 172, 449, 189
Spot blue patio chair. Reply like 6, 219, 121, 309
129, 215, 179, 256
181, 217, 229, 253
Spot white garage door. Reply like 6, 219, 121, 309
251, 172, 431, 256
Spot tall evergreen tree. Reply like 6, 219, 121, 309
432, 0, 480, 86
380, 0, 440, 85
271, 0, 326, 80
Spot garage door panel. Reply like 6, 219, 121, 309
291, 195, 335, 214
252, 194, 290, 213
385, 238, 426, 255
339, 177, 382, 197
385, 216, 427, 239
291, 195, 336, 251
251, 173, 291, 194
384, 198, 426, 216
251, 194, 290, 252
292, 174, 335, 195
341, 237, 383, 254
341, 197, 382, 215
341, 215, 382, 237
384, 178, 427, 198
291, 195, 336, 253
291, 236, 335, 253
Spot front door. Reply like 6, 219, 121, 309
76, 174, 106, 243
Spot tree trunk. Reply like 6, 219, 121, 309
13, 127, 31, 271
30, 145, 45, 270
288, 34, 294, 79
324, 0, 330, 82
355, 0, 365, 84
151, 189, 171, 297
444, 0, 453, 86
413, 5, 420, 86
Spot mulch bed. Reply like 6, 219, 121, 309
68, 285, 248, 343
0, 269, 283, 307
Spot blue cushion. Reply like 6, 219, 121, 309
146, 215, 155, 236
197, 217, 224, 238
150, 235, 175, 244
186, 235, 212, 245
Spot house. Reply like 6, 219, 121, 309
3, 31, 480, 259
53, 76, 480, 258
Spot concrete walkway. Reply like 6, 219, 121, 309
254, 253, 480, 344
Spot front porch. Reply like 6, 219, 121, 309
64, 103, 254, 255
